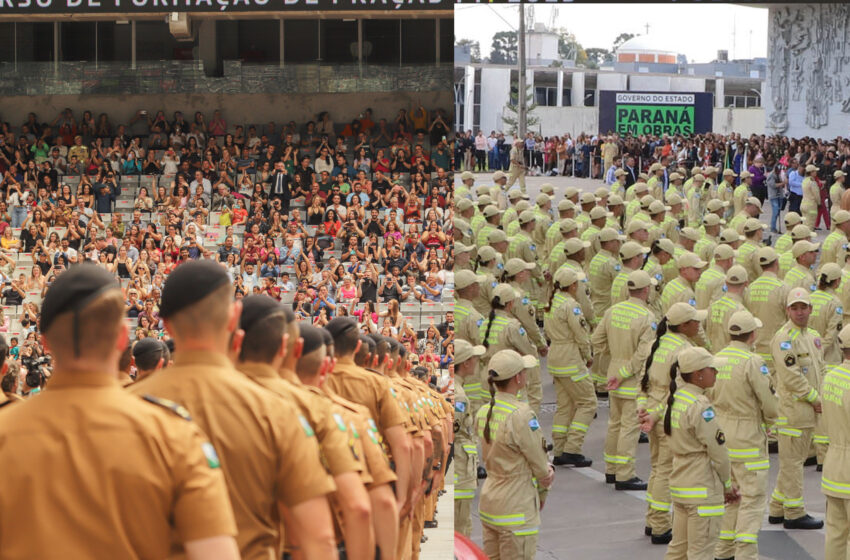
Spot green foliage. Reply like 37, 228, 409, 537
503, 82, 539, 136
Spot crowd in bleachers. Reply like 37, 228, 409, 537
0, 105, 456, 386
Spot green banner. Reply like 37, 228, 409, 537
614, 104, 695, 136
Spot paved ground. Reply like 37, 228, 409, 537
420, 464, 454, 560
456, 172, 830, 559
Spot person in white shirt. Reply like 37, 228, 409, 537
189, 170, 212, 198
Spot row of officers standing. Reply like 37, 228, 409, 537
452, 164, 850, 560
0, 259, 453, 560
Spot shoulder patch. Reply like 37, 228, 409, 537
333, 413, 348, 432
839, 307, 844, 315
814, 338, 822, 350
455, 401, 467, 413
529, 244, 536, 251
201, 442, 221, 469
573, 307, 582, 315
496, 263, 504, 271
715, 430, 726, 445
780, 341, 792, 351
651, 322, 658, 331
477, 318, 484, 327
143, 395, 192, 421
614, 264, 622, 271
299, 415, 316, 437
688, 298, 696, 307
655, 273, 663, 281
722, 284, 728, 292
491, 281, 498, 288
702, 407, 716, 422
810, 284, 817, 292
760, 365, 769, 375
522, 297, 530, 305
529, 418, 540, 431
518, 326, 527, 336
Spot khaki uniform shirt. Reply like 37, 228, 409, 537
638, 332, 692, 422
821, 361, 850, 499
713, 341, 778, 469
476, 392, 549, 534
455, 296, 484, 345
129, 351, 334, 560
588, 249, 620, 320
591, 297, 657, 400
668, 382, 732, 509
610, 266, 639, 307
733, 185, 750, 216
453, 384, 477, 499
544, 292, 592, 380
660, 277, 697, 316
471, 268, 499, 317
694, 265, 727, 310
0, 370, 237, 559
694, 235, 718, 265
746, 271, 790, 367
706, 292, 746, 353
774, 232, 794, 254
784, 263, 817, 293
482, 310, 538, 365
821, 229, 848, 266
771, 321, 824, 430
508, 280, 546, 349
736, 240, 763, 282
809, 289, 843, 365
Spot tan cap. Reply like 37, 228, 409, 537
492, 283, 518, 304
455, 217, 472, 235
667, 302, 708, 326
743, 218, 768, 233
475, 185, 490, 196
492, 170, 508, 181
703, 214, 725, 227
456, 198, 474, 212
599, 227, 626, 243
805, 164, 819, 174
580, 192, 598, 205
460, 171, 475, 182
488, 349, 538, 381
455, 339, 486, 364
589, 206, 613, 220
455, 270, 484, 290
680, 227, 701, 242
691, 165, 703, 175
834, 210, 850, 225
483, 205, 500, 218
714, 244, 736, 261
620, 241, 650, 260
727, 310, 763, 336
558, 199, 576, 212
535, 193, 553, 207
746, 196, 762, 210
638, 173, 649, 181
757, 246, 779, 266
640, 194, 655, 208
839, 324, 850, 349
706, 199, 729, 212
722, 168, 737, 177
791, 224, 817, 241
518, 210, 537, 224
792, 239, 820, 258
477, 194, 492, 206
614, 169, 627, 177
564, 238, 591, 255
669, 172, 683, 181
507, 189, 526, 201
725, 265, 749, 285
564, 187, 580, 199
657, 238, 676, 255
454, 241, 475, 254
626, 220, 649, 235
739, 170, 753, 180
595, 187, 610, 198
666, 192, 684, 206
784, 212, 803, 227
678, 252, 708, 269
626, 269, 657, 290
559, 218, 579, 234
692, 173, 705, 182
705, 166, 718, 175
835, 170, 847, 179
679, 347, 724, 374
540, 183, 555, 195
505, 258, 535, 276
819, 262, 843, 283
634, 182, 649, 194
719, 228, 741, 244
608, 194, 625, 206
787, 287, 812, 307
515, 200, 531, 213
649, 200, 670, 215
488, 229, 508, 244
477, 245, 498, 262
649, 162, 664, 172
554, 266, 586, 287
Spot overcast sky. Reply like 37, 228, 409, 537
455, 4, 768, 64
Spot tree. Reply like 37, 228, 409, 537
612, 32, 636, 52
490, 31, 517, 65
584, 48, 612, 69
555, 28, 587, 66
455, 38, 481, 63
502, 82, 539, 137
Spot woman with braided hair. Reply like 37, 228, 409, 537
642, 238, 676, 319
663, 347, 740, 560
476, 349, 554, 560
637, 302, 705, 545
471, 245, 503, 317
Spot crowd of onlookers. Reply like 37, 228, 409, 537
0, 105, 456, 388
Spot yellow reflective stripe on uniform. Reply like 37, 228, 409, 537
670, 486, 708, 499
646, 493, 672, 512
822, 478, 850, 495
552, 424, 569, 434
479, 511, 526, 526
775, 416, 788, 426
813, 435, 829, 445
801, 388, 818, 402
718, 530, 735, 541
618, 366, 632, 380
777, 427, 802, 437
455, 489, 476, 500
461, 444, 478, 455
744, 460, 770, 471
549, 364, 580, 376
675, 389, 698, 404
604, 453, 631, 464
618, 301, 650, 316
611, 386, 639, 397
494, 398, 518, 412
727, 447, 760, 459
513, 527, 539, 536
783, 497, 804, 508
719, 347, 751, 359
697, 505, 725, 517
735, 533, 758, 543
570, 421, 589, 433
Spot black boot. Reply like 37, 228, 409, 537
767, 515, 784, 524
615, 477, 648, 491
639, 432, 649, 444
553, 452, 592, 467
768, 440, 779, 454
651, 530, 672, 545
803, 456, 817, 467
605, 473, 615, 484
424, 520, 438, 529
644, 526, 652, 537
784, 514, 824, 530
477, 465, 487, 479
817, 464, 823, 472
714, 557, 735, 560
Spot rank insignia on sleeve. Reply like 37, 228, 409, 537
202, 442, 221, 469
780, 341, 792, 351
784, 354, 796, 367
702, 407, 715, 422
715, 430, 726, 445
529, 418, 540, 431
299, 415, 315, 437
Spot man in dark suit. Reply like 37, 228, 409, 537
269, 162, 292, 213
624, 155, 638, 189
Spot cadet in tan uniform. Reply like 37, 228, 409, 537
821, 210, 850, 266
549, 237, 594, 323
785, 240, 820, 292
233, 296, 374, 560
810, 263, 844, 366
712, 311, 778, 560
664, 347, 740, 560
736, 218, 765, 281
660, 252, 707, 316
775, 212, 803, 253
611, 241, 651, 305
643, 238, 676, 319
588, 227, 625, 320
129, 260, 336, 560
778, 225, 818, 279
504, 258, 547, 356
767, 288, 825, 530
506, 139, 527, 192
694, 244, 736, 310
592, 270, 658, 489
746, 247, 791, 373
638, 303, 704, 545
454, 270, 488, 411
822, 324, 850, 560
477, 349, 554, 560
472, 245, 502, 316
801, 164, 821, 229
453, 340, 486, 537
706, 266, 748, 353
0, 265, 240, 560
694, 214, 725, 264
545, 267, 596, 467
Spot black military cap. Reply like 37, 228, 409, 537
41, 264, 119, 355
240, 294, 284, 333
324, 317, 358, 340
359, 334, 376, 353
298, 323, 325, 355
132, 337, 164, 370
159, 260, 230, 319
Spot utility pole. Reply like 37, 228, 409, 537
518, 3, 527, 139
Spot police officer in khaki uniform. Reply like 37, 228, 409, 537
737, 218, 766, 281
545, 267, 596, 467
472, 245, 502, 316
810, 263, 844, 366
477, 349, 554, 560
694, 244, 736, 310
233, 296, 374, 559
611, 241, 651, 305
592, 270, 658, 489
694, 214, 725, 264
768, 288, 825, 530
778, 225, 818, 279
712, 311, 778, 560
664, 347, 740, 560
588, 227, 625, 320
453, 340, 486, 537
660, 252, 707, 316
822, 324, 850, 559
706, 265, 748, 353
0, 265, 241, 560
821, 210, 850, 266
129, 260, 337, 559
746, 247, 791, 373
785, 240, 820, 292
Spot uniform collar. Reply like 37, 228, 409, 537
173, 350, 233, 370
237, 362, 279, 381
726, 291, 744, 302
728, 340, 752, 351
46, 369, 121, 389
279, 366, 300, 383
761, 270, 778, 278
679, 381, 705, 396
494, 390, 519, 403
627, 296, 649, 308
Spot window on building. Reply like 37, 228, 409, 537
136, 22, 181, 61
239, 20, 280, 64
584, 90, 595, 107
320, 20, 357, 64
96, 22, 132, 63
439, 18, 452, 64
363, 19, 399, 65
61, 22, 96, 62
284, 19, 318, 64
401, 19, 435, 64
562, 88, 571, 106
